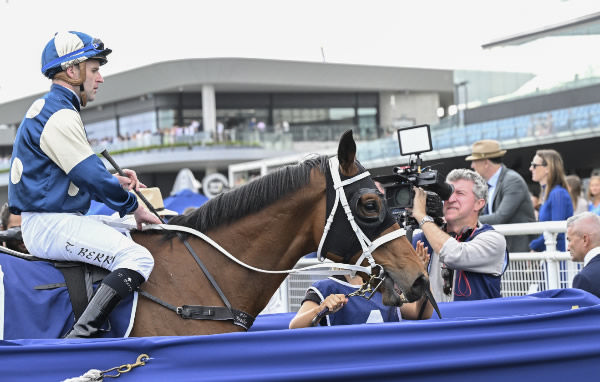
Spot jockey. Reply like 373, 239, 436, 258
8, 31, 161, 338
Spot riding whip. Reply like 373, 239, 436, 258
100, 149, 165, 224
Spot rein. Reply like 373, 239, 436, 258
102, 150, 257, 330
4, 154, 414, 331
138, 156, 404, 330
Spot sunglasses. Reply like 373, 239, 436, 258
530, 162, 547, 169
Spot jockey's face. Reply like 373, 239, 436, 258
81, 59, 104, 103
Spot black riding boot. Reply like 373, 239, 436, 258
64, 283, 122, 339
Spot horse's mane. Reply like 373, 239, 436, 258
167, 154, 329, 232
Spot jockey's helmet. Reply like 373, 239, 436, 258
41, 31, 112, 79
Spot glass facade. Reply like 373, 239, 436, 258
77, 91, 381, 147
182, 108, 203, 128
86, 119, 118, 146
158, 109, 176, 130
119, 111, 157, 138
217, 108, 269, 130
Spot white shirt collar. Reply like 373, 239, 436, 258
487, 166, 502, 188
584, 246, 600, 267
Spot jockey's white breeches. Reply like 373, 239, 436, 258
21, 212, 154, 280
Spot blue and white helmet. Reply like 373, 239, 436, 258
41, 31, 111, 78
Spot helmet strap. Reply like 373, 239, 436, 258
53, 61, 87, 107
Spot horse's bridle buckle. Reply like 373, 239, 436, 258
347, 264, 386, 301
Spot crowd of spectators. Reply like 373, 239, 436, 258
85, 118, 282, 150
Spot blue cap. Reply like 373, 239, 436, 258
41, 31, 111, 78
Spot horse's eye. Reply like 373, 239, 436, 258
363, 200, 378, 212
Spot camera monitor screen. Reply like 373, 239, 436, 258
397, 124, 432, 156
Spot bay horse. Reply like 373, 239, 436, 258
126, 130, 428, 336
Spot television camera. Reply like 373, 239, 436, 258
374, 124, 454, 235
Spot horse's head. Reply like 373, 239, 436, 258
319, 130, 428, 306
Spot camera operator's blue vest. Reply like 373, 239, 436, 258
412, 224, 507, 301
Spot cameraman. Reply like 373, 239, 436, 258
410, 169, 507, 303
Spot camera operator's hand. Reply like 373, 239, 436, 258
411, 187, 428, 222
415, 240, 430, 267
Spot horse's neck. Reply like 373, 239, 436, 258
211, 193, 324, 271
203, 185, 325, 314
131, 181, 327, 331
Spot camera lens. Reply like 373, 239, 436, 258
394, 187, 411, 207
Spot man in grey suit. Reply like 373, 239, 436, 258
467, 140, 536, 253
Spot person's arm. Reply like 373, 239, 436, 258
39, 110, 138, 216
399, 295, 432, 320
549, 187, 574, 221
289, 293, 348, 329
439, 231, 506, 275
411, 187, 452, 254
530, 197, 550, 252
479, 175, 529, 225
529, 234, 545, 251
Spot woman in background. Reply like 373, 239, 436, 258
529, 149, 573, 252
587, 175, 600, 215
566, 174, 588, 215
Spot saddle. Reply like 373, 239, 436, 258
35, 262, 108, 321
0, 226, 108, 321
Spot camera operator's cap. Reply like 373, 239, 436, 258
465, 140, 507, 161
135, 187, 178, 216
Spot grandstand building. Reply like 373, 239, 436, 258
0, 52, 598, 201
0, 58, 531, 200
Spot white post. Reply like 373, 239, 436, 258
543, 231, 560, 289
202, 85, 216, 140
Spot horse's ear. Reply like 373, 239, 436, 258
338, 130, 356, 173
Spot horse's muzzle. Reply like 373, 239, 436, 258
409, 274, 429, 301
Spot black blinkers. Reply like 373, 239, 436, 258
321, 163, 397, 263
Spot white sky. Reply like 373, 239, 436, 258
0, 0, 598, 103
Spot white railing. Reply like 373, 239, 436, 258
494, 221, 581, 297
270, 220, 581, 313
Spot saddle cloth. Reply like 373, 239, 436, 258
0, 224, 138, 340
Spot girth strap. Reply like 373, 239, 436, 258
138, 290, 255, 330
51, 263, 93, 321
35, 263, 108, 321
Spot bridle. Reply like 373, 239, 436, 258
317, 156, 407, 287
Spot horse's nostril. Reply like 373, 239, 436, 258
411, 274, 429, 297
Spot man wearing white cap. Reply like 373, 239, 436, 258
466, 140, 536, 253
8, 31, 161, 338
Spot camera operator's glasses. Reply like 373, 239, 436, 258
530, 162, 547, 169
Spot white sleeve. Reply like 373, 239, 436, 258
438, 230, 506, 276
